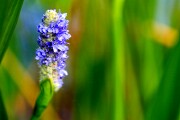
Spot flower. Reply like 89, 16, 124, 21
35, 9, 71, 91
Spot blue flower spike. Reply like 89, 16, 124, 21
31, 9, 71, 120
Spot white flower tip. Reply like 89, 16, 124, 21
61, 13, 67, 19
44, 9, 59, 24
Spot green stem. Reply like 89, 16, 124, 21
31, 79, 54, 120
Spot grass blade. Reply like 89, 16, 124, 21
0, 91, 8, 120
112, 0, 125, 119
0, 0, 24, 63
146, 40, 180, 120
0, 0, 23, 119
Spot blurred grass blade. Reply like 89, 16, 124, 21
112, 0, 125, 119
0, 0, 24, 63
0, 91, 8, 120
0, 0, 23, 119
146, 40, 180, 120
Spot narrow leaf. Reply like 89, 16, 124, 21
146, 40, 180, 120
0, 91, 8, 120
0, 0, 24, 63
0, 0, 24, 119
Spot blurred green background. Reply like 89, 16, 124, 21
1, 0, 180, 120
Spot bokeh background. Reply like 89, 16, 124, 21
1, 0, 180, 120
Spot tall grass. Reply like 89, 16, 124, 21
0, 0, 180, 120
0, 0, 23, 119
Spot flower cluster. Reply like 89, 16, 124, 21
35, 10, 71, 91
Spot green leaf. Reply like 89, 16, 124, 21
0, 0, 24, 63
146, 40, 180, 120
31, 79, 54, 120
0, 92, 8, 120
0, 0, 23, 119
